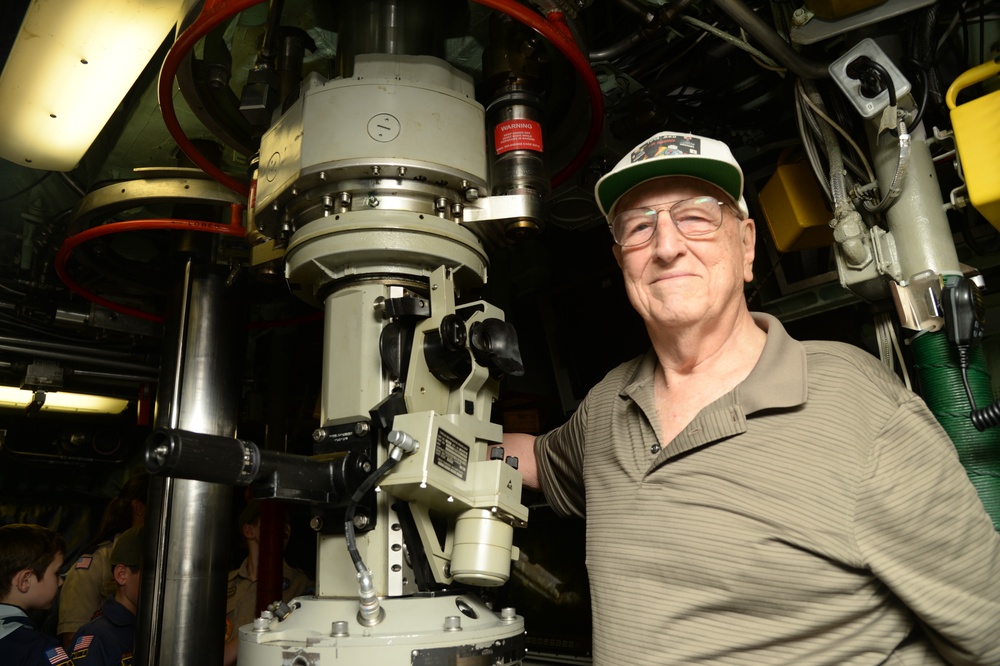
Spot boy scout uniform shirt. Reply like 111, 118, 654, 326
58, 538, 117, 636
69, 596, 134, 666
1, 603, 75, 666
536, 313, 1000, 666
225, 558, 313, 640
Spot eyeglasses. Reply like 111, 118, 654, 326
610, 196, 740, 247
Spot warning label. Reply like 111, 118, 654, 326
494, 120, 544, 155
434, 429, 470, 481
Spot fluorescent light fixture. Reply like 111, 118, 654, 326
0, 386, 130, 414
0, 0, 189, 171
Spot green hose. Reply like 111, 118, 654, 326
911, 330, 1000, 530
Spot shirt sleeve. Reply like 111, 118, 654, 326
856, 397, 1000, 665
69, 632, 108, 666
535, 393, 589, 518
57, 542, 113, 635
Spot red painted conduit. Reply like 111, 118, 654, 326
55, 214, 246, 323
158, 0, 262, 198
158, 0, 604, 193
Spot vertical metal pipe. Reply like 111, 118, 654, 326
137, 261, 244, 666
334, 0, 458, 77
871, 125, 962, 282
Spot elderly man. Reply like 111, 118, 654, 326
503, 132, 1000, 665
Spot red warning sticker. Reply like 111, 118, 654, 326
494, 120, 544, 155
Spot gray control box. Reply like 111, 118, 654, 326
829, 39, 911, 119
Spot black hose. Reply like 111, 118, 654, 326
863, 59, 897, 107
708, 0, 830, 79
344, 456, 399, 573
904, 60, 929, 128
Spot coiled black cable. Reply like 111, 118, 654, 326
957, 345, 1000, 432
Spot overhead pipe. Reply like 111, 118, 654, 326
589, 0, 696, 62
709, 0, 830, 79
0, 341, 159, 376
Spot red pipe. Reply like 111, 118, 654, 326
55, 218, 247, 323
158, 0, 263, 198
470, 1, 604, 188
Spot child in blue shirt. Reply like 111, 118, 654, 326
0, 523, 75, 666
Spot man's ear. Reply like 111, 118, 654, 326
113, 563, 129, 585
740, 216, 757, 283
612, 243, 624, 269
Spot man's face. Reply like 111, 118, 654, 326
27, 552, 64, 610
611, 176, 755, 332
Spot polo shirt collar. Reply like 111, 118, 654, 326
619, 311, 808, 415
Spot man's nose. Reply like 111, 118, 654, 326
649, 211, 686, 258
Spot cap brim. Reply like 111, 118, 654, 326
596, 156, 743, 217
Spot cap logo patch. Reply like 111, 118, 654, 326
631, 135, 702, 163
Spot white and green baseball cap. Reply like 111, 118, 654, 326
595, 132, 749, 219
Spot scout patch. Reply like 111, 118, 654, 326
74, 555, 93, 570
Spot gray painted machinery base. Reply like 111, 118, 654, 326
237, 594, 525, 665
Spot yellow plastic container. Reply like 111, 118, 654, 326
948, 59, 1000, 230
759, 154, 834, 253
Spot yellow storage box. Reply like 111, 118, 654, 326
948, 59, 1000, 230
759, 155, 834, 253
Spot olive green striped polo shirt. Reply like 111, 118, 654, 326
536, 313, 1000, 665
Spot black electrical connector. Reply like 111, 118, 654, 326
845, 56, 897, 108
941, 279, 999, 431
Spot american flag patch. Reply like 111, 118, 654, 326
75, 555, 93, 570
74, 634, 94, 650
44, 646, 70, 664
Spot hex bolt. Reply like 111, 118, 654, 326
354, 422, 370, 437
309, 516, 324, 531
397, 166, 407, 177
353, 514, 370, 529
371, 165, 381, 177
